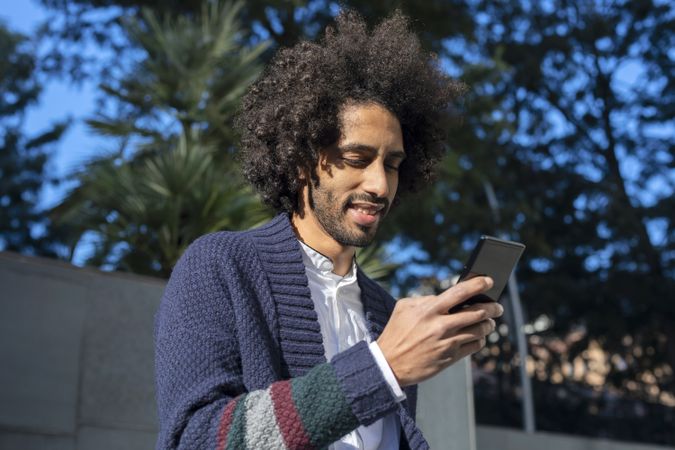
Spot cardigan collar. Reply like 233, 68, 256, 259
248, 214, 391, 378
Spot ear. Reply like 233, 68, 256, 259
298, 156, 320, 181
298, 166, 308, 181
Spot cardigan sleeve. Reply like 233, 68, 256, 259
154, 236, 399, 450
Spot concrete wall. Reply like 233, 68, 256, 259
0, 252, 162, 450
418, 359, 476, 450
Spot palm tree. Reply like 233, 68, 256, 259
55, 133, 271, 276
51, 0, 272, 277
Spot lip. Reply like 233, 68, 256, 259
349, 202, 385, 213
347, 203, 384, 226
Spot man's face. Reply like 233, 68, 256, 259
303, 102, 405, 247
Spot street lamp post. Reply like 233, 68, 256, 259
482, 179, 536, 433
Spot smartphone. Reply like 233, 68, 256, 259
448, 236, 525, 313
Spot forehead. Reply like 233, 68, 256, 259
338, 102, 404, 150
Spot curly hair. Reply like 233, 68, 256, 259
235, 9, 465, 213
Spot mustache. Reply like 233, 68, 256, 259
345, 193, 390, 211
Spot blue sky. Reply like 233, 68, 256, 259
1, 0, 105, 210
1, 0, 111, 262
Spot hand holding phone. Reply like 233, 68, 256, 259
448, 236, 525, 313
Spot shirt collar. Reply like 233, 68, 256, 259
298, 240, 357, 280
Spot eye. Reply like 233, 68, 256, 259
342, 157, 369, 167
384, 161, 402, 172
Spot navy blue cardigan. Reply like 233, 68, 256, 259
154, 214, 428, 449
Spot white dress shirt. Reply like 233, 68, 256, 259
298, 241, 405, 450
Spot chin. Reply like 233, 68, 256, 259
334, 222, 378, 248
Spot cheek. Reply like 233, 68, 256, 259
389, 174, 399, 198
317, 177, 351, 201
332, 172, 361, 193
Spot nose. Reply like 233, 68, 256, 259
361, 160, 390, 199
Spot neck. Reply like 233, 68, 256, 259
291, 212, 355, 276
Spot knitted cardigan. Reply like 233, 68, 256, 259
154, 214, 429, 450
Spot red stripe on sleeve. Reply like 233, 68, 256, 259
216, 396, 242, 450
270, 381, 314, 449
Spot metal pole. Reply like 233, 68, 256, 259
505, 270, 536, 432
482, 180, 536, 433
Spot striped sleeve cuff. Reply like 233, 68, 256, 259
215, 363, 359, 449
368, 341, 406, 402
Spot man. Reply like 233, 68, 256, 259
154, 10, 503, 450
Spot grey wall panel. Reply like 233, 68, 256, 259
417, 358, 476, 450
76, 426, 157, 450
0, 252, 164, 448
78, 276, 163, 431
0, 266, 87, 434
0, 431, 74, 450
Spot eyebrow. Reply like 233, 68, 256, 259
338, 143, 407, 160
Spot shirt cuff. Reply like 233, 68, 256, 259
368, 341, 407, 402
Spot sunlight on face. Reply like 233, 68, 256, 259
307, 101, 405, 247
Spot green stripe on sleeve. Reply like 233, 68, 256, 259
225, 394, 248, 450
290, 363, 360, 448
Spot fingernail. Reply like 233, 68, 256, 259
486, 277, 494, 288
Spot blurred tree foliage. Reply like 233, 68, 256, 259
49, 1, 273, 276
0, 22, 67, 256
390, 0, 674, 442
35, 0, 474, 81
462, 3, 675, 442
33, 0, 675, 444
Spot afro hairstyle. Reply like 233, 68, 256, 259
235, 9, 465, 213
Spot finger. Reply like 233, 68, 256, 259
439, 301, 502, 332
434, 276, 494, 313
459, 337, 487, 357
437, 338, 486, 366
461, 301, 504, 319
440, 318, 495, 344
438, 307, 490, 333
455, 319, 496, 342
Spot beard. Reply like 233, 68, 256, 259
307, 181, 389, 247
